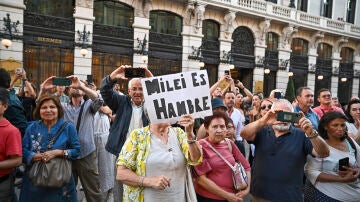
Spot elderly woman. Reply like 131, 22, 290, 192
20, 95, 80, 202
194, 112, 251, 202
345, 99, 360, 144
304, 111, 360, 202
116, 114, 202, 202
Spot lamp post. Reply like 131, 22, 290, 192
1, 13, 20, 48
76, 26, 91, 57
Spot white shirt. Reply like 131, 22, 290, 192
305, 139, 360, 201
126, 102, 144, 138
227, 108, 244, 141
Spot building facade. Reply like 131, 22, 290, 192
1, 0, 360, 105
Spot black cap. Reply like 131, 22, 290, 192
211, 98, 227, 110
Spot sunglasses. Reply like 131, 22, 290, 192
260, 104, 272, 110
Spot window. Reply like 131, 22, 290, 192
203, 20, 220, 41
341, 47, 354, 63
317, 43, 332, 59
150, 11, 182, 35
266, 32, 279, 51
297, 0, 308, 12
24, 45, 74, 89
94, 0, 133, 27
92, 52, 132, 90
291, 38, 308, 56
322, 0, 333, 18
25, 0, 74, 18
347, 0, 356, 23
265, 0, 278, 3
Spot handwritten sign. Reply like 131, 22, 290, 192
141, 70, 212, 124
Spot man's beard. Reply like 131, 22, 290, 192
273, 124, 291, 131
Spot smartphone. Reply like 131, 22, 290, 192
87, 75, 93, 84
125, 68, 145, 78
16, 68, 23, 74
53, 77, 71, 86
274, 92, 282, 99
224, 70, 230, 75
277, 111, 301, 123
338, 157, 349, 171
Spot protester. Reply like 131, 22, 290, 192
248, 94, 262, 123
116, 114, 202, 201
241, 99, 329, 201
0, 68, 27, 136
17, 81, 37, 122
304, 111, 360, 202
294, 87, 319, 129
224, 91, 245, 155
259, 99, 273, 117
194, 112, 251, 202
53, 85, 70, 104
313, 88, 344, 119
20, 95, 80, 202
100, 65, 153, 201
226, 118, 236, 141
345, 99, 360, 144
209, 74, 234, 98
0, 88, 22, 202
331, 97, 341, 108
39, 76, 105, 202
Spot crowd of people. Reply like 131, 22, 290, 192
0, 65, 360, 202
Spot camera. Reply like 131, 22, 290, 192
338, 157, 349, 171
125, 68, 145, 78
224, 70, 230, 75
274, 92, 282, 99
277, 111, 301, 123
53, 77, 71, 86
87, 75, 93, 84
16, 68, 23, 74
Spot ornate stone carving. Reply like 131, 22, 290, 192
282, 24, 298, 49
135, 0, 153, 18
258, 18, 271, 45
76, 0, 93, 8
194, 4, 205, 34
310, 31, 324, 49
24, 13, 74, 31
184, 1, 196, 26
334, 36, 349, 53
223, 10, 236, 39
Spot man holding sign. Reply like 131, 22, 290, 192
100, 65, 153, 201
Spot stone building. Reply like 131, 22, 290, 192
1, 0, 360, 105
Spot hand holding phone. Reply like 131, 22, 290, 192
53, 77, 71, 86
277, 111, 301, 123
338, 157, 349, 171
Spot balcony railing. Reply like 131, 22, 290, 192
205, 0, 360, 38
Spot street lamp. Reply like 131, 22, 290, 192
1, 13, 20, 48
341, 77, 347, 82
198, 61, 205, 68
288, 72, 294, 77
141, 55, 148, 63
317, 75, 324, 80
76, 25, 91, 57
264, 68, 270, 74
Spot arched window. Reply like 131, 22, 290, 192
266, 32, 279, 51
317, 43, 332, 59
338, 47, 354, 105
150, 11, 182, 35
264, 32, 279, 97
26, 0, 74, 18
94, 0, 133, 27
291, 38, 308, 56
202, 20, 220, 85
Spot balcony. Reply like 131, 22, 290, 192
204, 0, 360, 38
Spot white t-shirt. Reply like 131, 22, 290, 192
227, 108, 244, 141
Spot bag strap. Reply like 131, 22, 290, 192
76, 102, 85, 133
203, 139, 235, 171
224, 138, 232, 153
47, 122, 69, 150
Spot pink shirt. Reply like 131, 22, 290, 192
313, 105, 344, 119
194, 138, 250, 200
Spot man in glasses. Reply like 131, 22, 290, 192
313, 88, 344, 119
294, 87, 319, 129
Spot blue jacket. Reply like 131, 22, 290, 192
100, 76, 149, 156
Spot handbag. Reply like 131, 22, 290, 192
203, 139, 248, 190
29, 122, 72, 188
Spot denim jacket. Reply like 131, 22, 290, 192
100, 76, 149, 156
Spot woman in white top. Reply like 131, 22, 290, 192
345, 99, 360, 145
304, 111, 360, 202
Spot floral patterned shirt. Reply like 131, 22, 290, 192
117, 126, 202, 202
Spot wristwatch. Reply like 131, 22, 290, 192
64, 150, 69, 158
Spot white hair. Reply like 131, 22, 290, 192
271, 99, 294, 112
128, 78, 141, 89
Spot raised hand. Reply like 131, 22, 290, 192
67, 75, 83, 89
40, 76, 56, 91
110, 65, 130, 81
298, 111, 314, 135
178, 114, 194, 133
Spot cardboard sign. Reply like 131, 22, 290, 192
141, 70, 213, 124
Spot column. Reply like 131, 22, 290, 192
352, 55, 360, 97
277, 48, 291, 90
132, 16, 150, 68
331, 52, 341, 96
253, 44, 266, 93
307, 48, 317, 90
73, 0, 94, 80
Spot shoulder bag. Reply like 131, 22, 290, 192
28, 122, 72, 188
203, 139, 248, 190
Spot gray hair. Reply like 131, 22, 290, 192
128, 78, 141, 89
271, 99, 294, 112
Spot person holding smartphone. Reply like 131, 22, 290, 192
304, 111, 360, 202
240, 99, 329, 202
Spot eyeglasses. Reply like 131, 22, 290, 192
321, 94, 331, 98
260, 104, 272, 110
